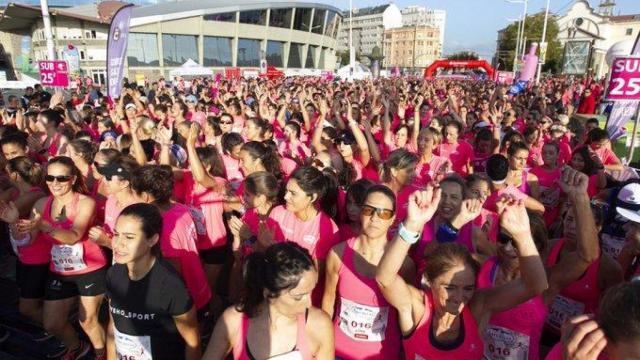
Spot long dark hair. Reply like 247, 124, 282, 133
118, 203, 163, 257
241, 141, 282, 180
290, 166, 336, 219
238, 242, 315, 317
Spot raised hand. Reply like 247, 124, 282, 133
0, 201, 19, 224
187, 122, 200, 147
88, 226, 109, 245
496, 196, 531, 239
404, 185, 442, 232
561, 315, 607, 360
453, 199, 483, 227
558, 166, 588, 199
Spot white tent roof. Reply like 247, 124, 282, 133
336, 62, 371, 80
169, 59, 213, 78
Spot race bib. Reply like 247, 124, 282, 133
267, 350, 303, 360
483, 325, 530, 360
114, 328, 152, 360
188, 206, 207, 236
546, 295, 585, 331
600, 233, 626, 260
51, 244, 87, 273
338, 298, 389, 342
539, 186, 560, 208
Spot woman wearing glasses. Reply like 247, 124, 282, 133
477, 168, 601, 360
10, 156, 107, 359
322, 185, 414, 360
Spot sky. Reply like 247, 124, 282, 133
344, 0, 640, 59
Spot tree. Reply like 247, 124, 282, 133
496, 12, 563, 73
336, 49, 363, 67
446, 51, 479, 60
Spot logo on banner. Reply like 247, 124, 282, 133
38, 60, 69, 87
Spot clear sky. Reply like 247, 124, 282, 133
344, 0, 640, 59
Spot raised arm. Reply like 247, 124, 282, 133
376, 187, 441, 334
346, 101, 371, 167
321, 246, 342, 318
473, 197, 548, 317
174, 306, 201, 360
544, 167, 600, 302
186, 123, 222, 190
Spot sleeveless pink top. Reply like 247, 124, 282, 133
530, 166, 562, 226
42, 194, 107, 275
403, 292, 484, 360
15, 188, 51, 265
544, 238, 601, 334
182, 171, 228, 249
333, 238, 401, 359
232, 311, 312, 360
477, 257, 548, 360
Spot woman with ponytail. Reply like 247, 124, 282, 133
67, 139, 98, 194
203, 242, 334, 360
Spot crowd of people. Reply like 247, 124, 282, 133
0, 74, 639, 360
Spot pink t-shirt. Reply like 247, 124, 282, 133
161, 203, 212, 309
415, 155, 450, 186
436, 140, 473, 176
278, 141, 311, 161
473, 208, 499, 244
269, 205, 340, 261
280, 157, 299, 179
182, 171, 228, 249
593, 146, 620, 166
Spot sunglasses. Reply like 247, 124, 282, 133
220, 120, 233, 125
45, 175, 72, 183
361, 205, 395, 220
497, 232, 514, 245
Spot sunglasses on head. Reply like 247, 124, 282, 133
361, 204, 395, 220
497, 232, 514, 245
45, 175, 72, 183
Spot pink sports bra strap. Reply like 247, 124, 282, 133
295, 311, 311, 359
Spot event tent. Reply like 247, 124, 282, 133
168, 59, 213, 78
336, 62, 371, 81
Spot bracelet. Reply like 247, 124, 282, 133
398, 222, 421, 244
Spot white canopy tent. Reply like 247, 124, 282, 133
336, 62, 371, 81
169, 59, 213, 78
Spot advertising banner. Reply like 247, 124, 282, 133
38, 60, 69, 87
607, 32, 640, 140
106, 3, 134, 99
62, 44, 80, 75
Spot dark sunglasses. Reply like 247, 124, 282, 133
45, 175, 72, 183
361, 205, 395, 220
497, 232, 514, 245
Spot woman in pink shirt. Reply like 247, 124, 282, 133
531, 142, 564, 227
0, 157, 48, 328
524, 126, 544, 168
279, 122, 311, 164
587, 128, 624, 172
323, 185, 413, 359
220, 132, 244, 190
14, 156, 107, 359
506, 142, 540, 198
569, 146, 606, 198
130, 165, 212, 320
338, 179, 375, 242
380, 148, 419, 234
184, 123, 230, 295
415, 127, 451, 186
436, 120, 473, 176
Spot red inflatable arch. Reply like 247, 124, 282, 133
424, 59, 495, 78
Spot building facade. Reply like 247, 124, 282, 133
400, 6, 445, 50
0, 0, 342, 84
337, 4, 402, 59
383, 25, 441, 70
556, 0, 640, 77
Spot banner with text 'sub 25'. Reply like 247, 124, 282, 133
107, 4, 133, 99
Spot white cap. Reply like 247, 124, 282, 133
557, 114, 570, 126
616, 183, 640, 223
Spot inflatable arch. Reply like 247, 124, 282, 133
424, 59, 495, 78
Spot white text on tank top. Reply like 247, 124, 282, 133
51, 243, 87, 273
114, 327, 152, 360
484, 325, 529, 360
338, 297, 389, 341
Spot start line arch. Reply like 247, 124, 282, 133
424, 59, 495, 78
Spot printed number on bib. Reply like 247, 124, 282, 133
51, 244, 87, 273
266, 350, 303, 360
600, 233, 626, 260
546, 295, 585, 331
339, 298, 389, 342
188, 206, 207, 236
115, 328, 152, 360
483, 325, 529, 360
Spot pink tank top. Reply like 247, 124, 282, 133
334, 238, 401, 359
402, 292, 484, 360
517, 169, 530, 195
477, 257, 548, 360
42, 194, 107, 275
544, 238, 601, 334
15, 188, 51, 265
232, 311, 312, 360
530, 166, 562, 226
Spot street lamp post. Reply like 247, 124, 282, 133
507, 0, 528, 75
535, 0, 551, 84
40, 0, 56, 61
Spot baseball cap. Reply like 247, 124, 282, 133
125, 102, 137, 110
616, 183, 640, 223
185, 94, 198, 104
